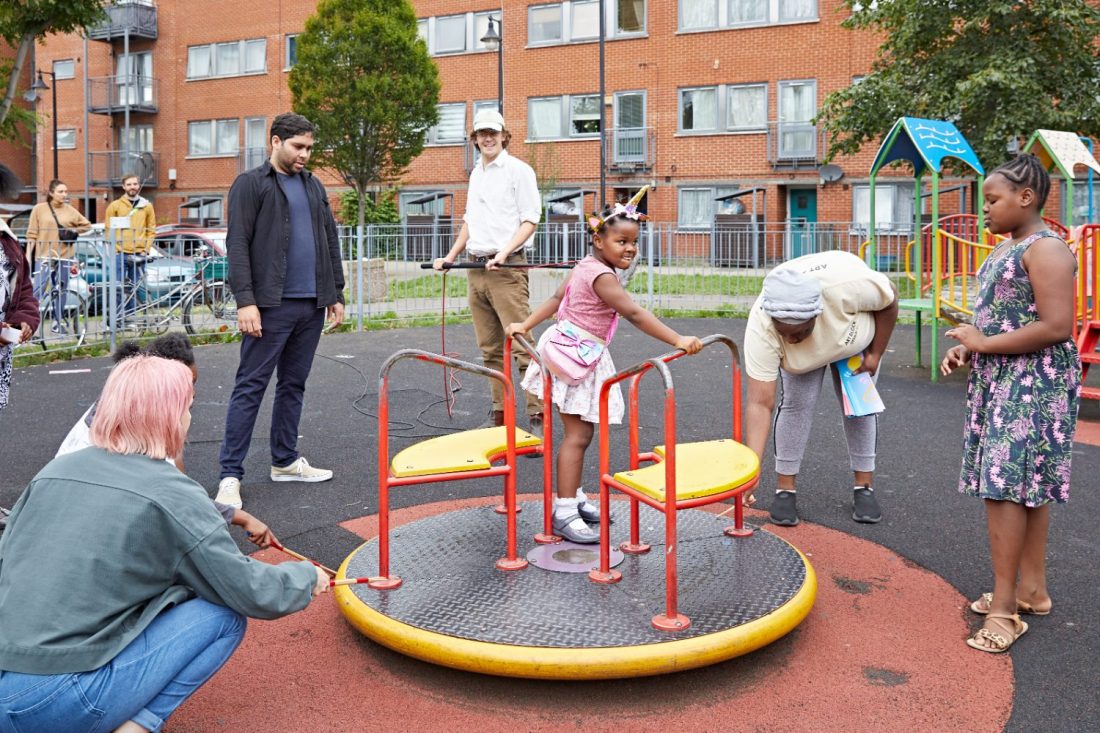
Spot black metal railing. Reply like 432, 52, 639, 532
86, 1, 158, 41
87, 75, 157, 114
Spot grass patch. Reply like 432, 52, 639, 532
627, 272, 764, 296
386, 275, 468, 301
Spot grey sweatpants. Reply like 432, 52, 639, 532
773, 363, 878, 476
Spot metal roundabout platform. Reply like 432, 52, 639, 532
334, 501, 816, 680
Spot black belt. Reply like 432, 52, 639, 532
468, 252, 525, 263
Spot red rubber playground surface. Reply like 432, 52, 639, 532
170, 497, 1013, 733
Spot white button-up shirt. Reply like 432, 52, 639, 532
463, 149, 541, 257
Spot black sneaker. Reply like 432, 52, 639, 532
769, 491, 799, 526
852, 486, 882, 523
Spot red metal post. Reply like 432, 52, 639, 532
496, 338, 528, 571
651, 382, 689, 631
534, 365, 559, 544
369, 373, 402, 590
621, 372, 650, 554
589, 382, 622, 584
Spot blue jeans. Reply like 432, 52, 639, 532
115, 253, 147, 318
0, 599, 246, 733
219, 298, 324, 479
32, 260, 71, 325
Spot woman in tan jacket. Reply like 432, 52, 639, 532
25, 179, 92, 333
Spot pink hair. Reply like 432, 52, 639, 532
90, 355, 193, 460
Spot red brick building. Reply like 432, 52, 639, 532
15, 0, 1029, 234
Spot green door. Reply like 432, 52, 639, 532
788, 188, 818, 259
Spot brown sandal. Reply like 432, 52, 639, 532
966, 612, 1028, 654
969, 592, 1052, 616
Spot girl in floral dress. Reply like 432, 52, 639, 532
941, 154, 1080, 654
506, 198, 702, 543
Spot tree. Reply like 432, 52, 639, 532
818, 0, 1100, 170
336, 188, 399, 226
0, 0, 105, 141
288, 0, 439, 258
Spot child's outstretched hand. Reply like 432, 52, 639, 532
676, 336, 704, 355
945, 324, 986, 353
941, 345, 971, 376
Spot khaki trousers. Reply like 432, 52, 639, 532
467, 252, 542, 416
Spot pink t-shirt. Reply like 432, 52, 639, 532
558, 255, 618, 341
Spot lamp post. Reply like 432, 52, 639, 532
24, 70, 58, 181
480, 16, 503, 114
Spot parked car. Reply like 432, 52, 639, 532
72, 228, 193, 311
153, 227, 227, 259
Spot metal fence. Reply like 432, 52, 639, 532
19, 222, 918, 359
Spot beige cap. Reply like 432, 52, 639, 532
472, 108, 504, 132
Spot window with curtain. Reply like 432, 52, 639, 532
188, 119, 237, 156
118, 125, 154, 153
416, 20, 428, 43
779, 80, 815, 123
186, 46, 212, 78
617, 0, 645, 33
680, 88, 717, 132
529, 5, 563, 44
216, 42, 240, 76
56, 129, 76, 149
570, 95, 601, 135
729, 0, 768, 24
188, 122, 210, 155
852, 183, 914, 231
529, 97, 563, 139
679, 189, 712, 227
53, 59, 75, 80
435, 15, 467, 53
727, 84, 766, 129
428, 103, 466, 144
680, 0, 717, 30
779, 0, 817, 21
216, 119, 239, 154
571, 0, 600, 39
243, 39, 266, 74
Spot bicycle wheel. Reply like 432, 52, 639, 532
182, 281, 237, 336
37, 290, 88, 350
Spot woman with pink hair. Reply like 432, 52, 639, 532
0, 355, 328, 733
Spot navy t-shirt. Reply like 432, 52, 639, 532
276, 172, 317, 298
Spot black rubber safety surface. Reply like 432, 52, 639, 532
344, 501, 807, 646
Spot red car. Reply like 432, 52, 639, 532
153, 227, 227, 260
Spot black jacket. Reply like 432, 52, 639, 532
226, 161, 345, 308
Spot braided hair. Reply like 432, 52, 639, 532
992, 153, 1051, 209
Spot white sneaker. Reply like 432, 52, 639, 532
215, 477, 243, 509
270, 457, 333, 483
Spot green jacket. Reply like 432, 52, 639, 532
0, 447, 316, 674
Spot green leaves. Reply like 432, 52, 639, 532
820, 0, 1100, 171
288, 0, 440, 196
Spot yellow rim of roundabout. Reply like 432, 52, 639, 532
333, 535, 817, 680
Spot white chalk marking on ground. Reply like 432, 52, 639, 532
332, 354, 356, 359
49, 369, 92, 375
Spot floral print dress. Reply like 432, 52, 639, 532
958, 230, 1080, 506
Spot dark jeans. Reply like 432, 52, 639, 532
218, 298, 324, 480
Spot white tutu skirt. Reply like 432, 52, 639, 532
521, 328, 625, 424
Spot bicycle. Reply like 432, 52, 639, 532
33, 256, 89, 351
93, 243, 237, 338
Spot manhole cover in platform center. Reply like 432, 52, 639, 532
527, 541, 624, 572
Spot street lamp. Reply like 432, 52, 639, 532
24, 70, 58, 181
480, 16, 503, 114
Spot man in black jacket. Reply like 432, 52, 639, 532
215, 113, 345, 511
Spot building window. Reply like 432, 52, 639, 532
434, 14, 468, 53
474, 99, 498, 117
184, 197, 224, 225
528, 95, 601, 140
188, 119, 239, 156
52, 59, 75, 80
473, 12, 497, 50
679, 0, 816, 30
777, 79, 817, 158
679, 84, 770, 134
118, 124, 154, 153
529, 1, 645, 45
678, 185, 739, 228
416, 19, 428, 43
399, 190, 447, 219
427, 103, 466, 145
679, 87, 718, 132
726, 83, 767, 130
852, 183, 915, 232
529, 4, 563, 44
187, 39, 267, 79
285, 34, 298, 68
56, 129, 77, 149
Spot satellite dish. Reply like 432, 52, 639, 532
818, 164, 844, 183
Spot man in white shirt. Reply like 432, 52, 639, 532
743, 250, 898, 527
434, 110, 544, 434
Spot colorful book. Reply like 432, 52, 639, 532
835, 355, 885, 418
